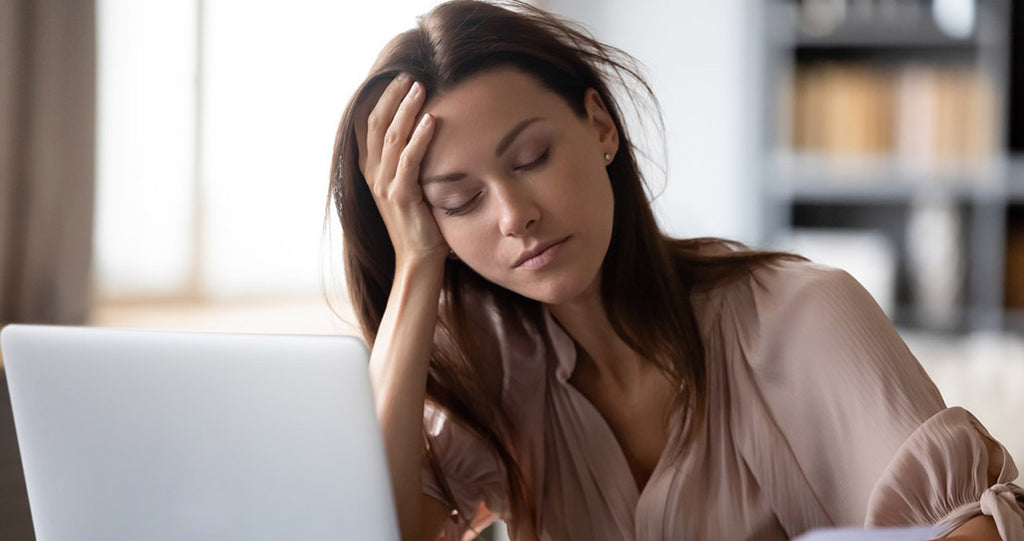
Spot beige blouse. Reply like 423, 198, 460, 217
420, 259, 1024, 540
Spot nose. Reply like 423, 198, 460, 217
495, 183, 540, 237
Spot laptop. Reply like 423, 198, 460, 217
0, 324, 400, 541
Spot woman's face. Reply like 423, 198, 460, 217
418, 66, 619, 305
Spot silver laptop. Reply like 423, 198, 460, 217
0, 324, 399, 541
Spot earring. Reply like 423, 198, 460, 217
448, 249, 459, 261
603, 153, 612, 163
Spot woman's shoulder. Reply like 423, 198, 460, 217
712, 253, 935, 401
700, 251, 862, 318
694, 252, 901, 382
684, 240, 858, 325
747, 256, 860, 305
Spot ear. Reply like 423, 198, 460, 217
583, 88, 619, 159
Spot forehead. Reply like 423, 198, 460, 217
420, 67, 577, 167
424, 66, 565, 115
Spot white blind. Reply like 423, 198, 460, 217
95, 0, 441, 301
94, 0, 197, 298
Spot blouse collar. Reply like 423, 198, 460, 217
541, 307, 579, 384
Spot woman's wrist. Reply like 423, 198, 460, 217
395, 252, 447, 285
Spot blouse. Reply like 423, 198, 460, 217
420, 257, 1024, 540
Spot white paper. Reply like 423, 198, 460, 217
793, 525, 947, 541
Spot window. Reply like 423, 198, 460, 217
93, 0, 442, 330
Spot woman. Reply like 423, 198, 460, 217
328, 1, 1024, 539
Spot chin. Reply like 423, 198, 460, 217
469, 256, 604, 306
508, 271, 600, 306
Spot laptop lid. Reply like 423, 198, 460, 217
0, 324, 399, 541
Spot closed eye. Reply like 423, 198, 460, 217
443, 192, 482, 216
514, 148, 550, 172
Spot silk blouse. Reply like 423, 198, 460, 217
420, 258, 1024, 540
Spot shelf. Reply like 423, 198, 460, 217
775, 180, 1001, 204
1006, 157, 1024, 202
795, 21, 977, 50
770, 154, 1005, 203
760, 1, 1016, 333
893, 303, 972, 334
1004, 309, 1024, 333
783, 3, 983, 51
1009, 182, 1024, 203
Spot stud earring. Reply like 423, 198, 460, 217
603, 153, 612, 163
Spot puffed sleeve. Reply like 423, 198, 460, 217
866, 407, 1024, 538
421, 402, 508, 540
737, 260, 1024, 537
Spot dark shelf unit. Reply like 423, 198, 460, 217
757, 0, 1019, 333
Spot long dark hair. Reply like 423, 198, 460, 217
328, 1, 803, 538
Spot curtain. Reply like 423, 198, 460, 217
0, 0, 96, 332
0, 1, 95, 539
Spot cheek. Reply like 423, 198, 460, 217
553, 140, 608, 191
548, 151, 614, 223
437, 220, 494, 266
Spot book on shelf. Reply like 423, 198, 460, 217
784, 62, 999, 178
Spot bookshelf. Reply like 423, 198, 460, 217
757, 0, 1022, 333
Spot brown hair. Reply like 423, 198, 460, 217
327, 1, 804, 538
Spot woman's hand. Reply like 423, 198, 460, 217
354, 76, 451, 541
355, 73, 446, 271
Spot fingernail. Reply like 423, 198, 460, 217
419, 114, 432, 128
409, 81, 422, 96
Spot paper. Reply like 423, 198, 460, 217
792, 525, 947, 541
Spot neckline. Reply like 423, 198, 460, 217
542, 308, 579, 383
541, 307, 683, 503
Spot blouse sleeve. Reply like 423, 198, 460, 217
421, 402, 508, 540
740, 261, 1024, 536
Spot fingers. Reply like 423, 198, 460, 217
364, 75, 421, 187
365, 75, 412, 160
353, 74, 447, 265
377, 81, 427, 186
354, 76, 407, 182
393, 113, 435, 197
353, 77, 390, 175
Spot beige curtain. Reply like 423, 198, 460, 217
0, 0, 96, 331
0, 1, 95, 538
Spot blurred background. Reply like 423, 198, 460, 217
1, 0, 1022, 539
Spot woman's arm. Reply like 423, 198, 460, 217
370, 259, 447, 541
942, 515, 1000, 540
731, 261, 1023, 537
357, 72, 451, 541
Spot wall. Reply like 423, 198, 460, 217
539, 0, 760, 244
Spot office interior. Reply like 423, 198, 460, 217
0, 1, 1022, 539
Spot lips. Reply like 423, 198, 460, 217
513, 236, 570, 269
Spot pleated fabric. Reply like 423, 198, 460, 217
421, 258, 1024, 540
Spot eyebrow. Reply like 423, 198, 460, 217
420, 116, 544, 186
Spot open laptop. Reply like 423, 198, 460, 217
0, 324, 400, 541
